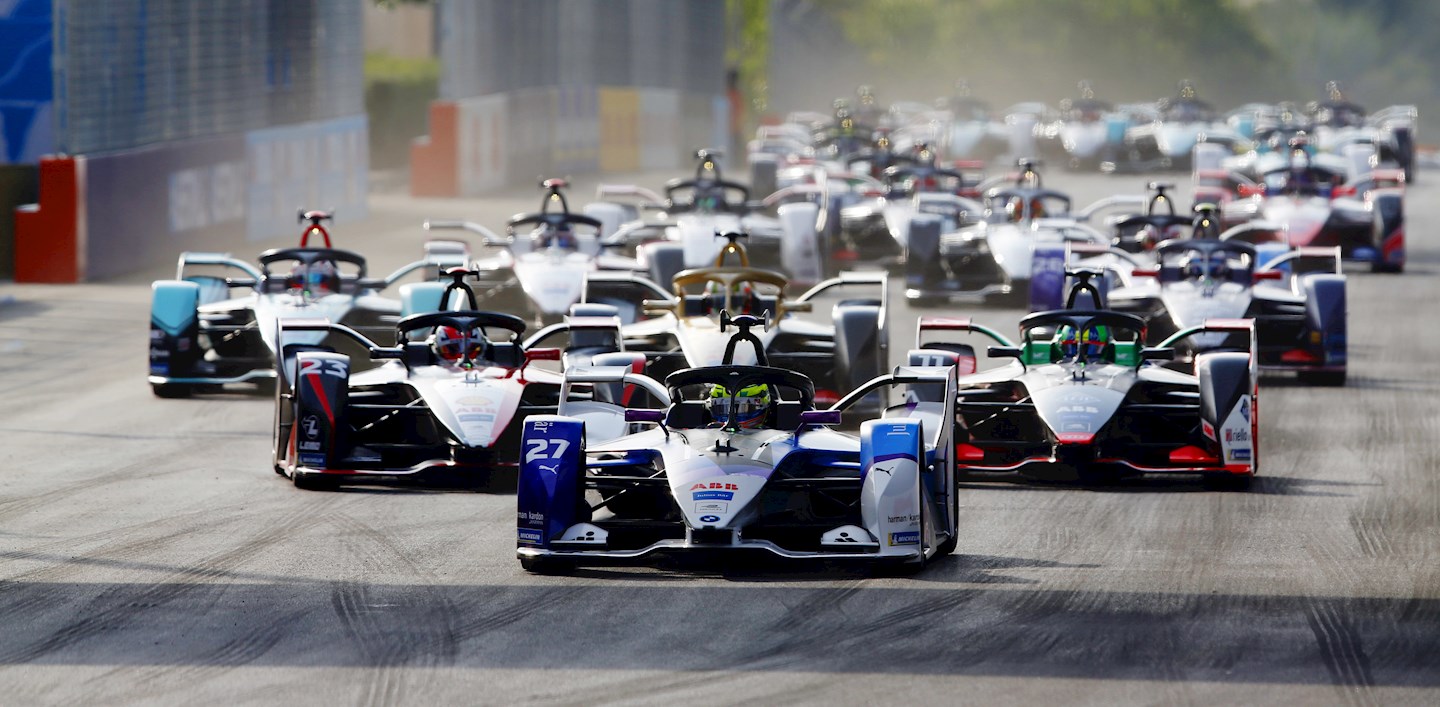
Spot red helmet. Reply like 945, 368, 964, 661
434, 326, 484, 363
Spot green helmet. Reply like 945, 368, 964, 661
708, 383, 772, 428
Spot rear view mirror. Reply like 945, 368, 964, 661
624, 409, 665, 423
1130, 268, 1159, 279
1141, 347, 1175, 361
798, 410, 842, 426
1252, 270, 1284, 282
525, 348, 562, 363
987, 346, 1023, 359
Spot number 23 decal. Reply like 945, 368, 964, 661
299, 358, 347, 378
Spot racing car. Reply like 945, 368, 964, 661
1106, 239, 1347, 385
569, 232, 889, 408
900, 160, 1140, 307
1195, 137, 1406, 273
424, 178, 644, 325
917, 272, 1260, 488
515, 313, 961, 572
270, 268, 571, 490
836, 142, 985, 266
148, 210, 469, 397
584, 149, 826, 288
1125, 81, 1248, 171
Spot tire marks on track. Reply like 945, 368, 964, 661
1304, 600, 1378, 707
326, 511, 461, 707
0, 497, 334, 665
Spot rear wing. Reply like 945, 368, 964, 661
523, 314, 626, 351
379, 239, 474, 287
424, 220, 508, 248
557, 365, 672, 444
595, 183, 665, 206
1075, 194, 1146, 221
277, 317, 391, 356
914, 316, 1014, 348
1256, 245, 1342, 278
176, 252, 263, 284
829, 364, 960, 449
1160, 318, 1259, 377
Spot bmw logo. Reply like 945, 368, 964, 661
699, 515, 721, 523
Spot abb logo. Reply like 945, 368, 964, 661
690, 482, 740, 491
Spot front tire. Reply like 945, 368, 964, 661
151, 383, 193, 399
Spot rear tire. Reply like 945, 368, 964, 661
293, 472, 338, 491
1202, 473, 1253, 491
1297, 369, 1346, 386
520, 555, 576, 575
151, 383, 193, 399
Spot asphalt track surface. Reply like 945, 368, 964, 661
1, 169, 1437, 706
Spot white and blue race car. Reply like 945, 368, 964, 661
515, 315, 962, 573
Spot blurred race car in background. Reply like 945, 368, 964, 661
148, 210, 468, 398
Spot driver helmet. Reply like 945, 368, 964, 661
1181, 255, 1206, 280
293, 259, 338, 295
708, 383, 772, 429
1056, 324, 1110, 360
1209, 254, 1231, 281
433, 325, 485, 364
542, 224, 577, 250
1029, 198, 1046, 219
704, 279, 755, 314
1005, 197, 1026, 222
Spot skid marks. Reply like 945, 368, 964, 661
326, 511, 460, 707
1304, 600, 1379, 706
0, 498, 333, 665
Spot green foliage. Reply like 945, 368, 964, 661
364, 52, 440, 86
727, 0, 770, 118
364, 52, 439, 169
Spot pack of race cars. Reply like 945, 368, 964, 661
147, 81, 1415, 574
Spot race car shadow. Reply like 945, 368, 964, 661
957, 473, 1367, 497
321, 468, 519, 495
557, 552, 1079, 586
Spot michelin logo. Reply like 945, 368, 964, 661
888, 531, 919, 546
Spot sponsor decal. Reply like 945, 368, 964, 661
459, 413, 496, 423
695, 502, 728, 514
698, 515, 721, 523
1240, 397, 1251, 422
302, 415, 321, 439
516, 510, 545, 523
1228, 449, 1251, 462
299, 453, 326, 465
1056, 405, 1100, 414
458, 396, 495, 407
517, 529, 543, 544
150, 348, 170, 359
1201, 420, 1216, 440
887, 514, 920, 524
691, 482, 740, 491
888, 531, 920, 546
298, 441, 322, 452
1224, 427, 1250, 443
693, 490, 734, 501
1060, 422, 1093, 432
150, 364, 169, 375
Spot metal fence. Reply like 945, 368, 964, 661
436, 0, 724, 102
55, 0, 363, 156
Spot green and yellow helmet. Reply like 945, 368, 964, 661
1055, 324, 1110, 361
708, 383, 772, 428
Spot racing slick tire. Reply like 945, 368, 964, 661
640, 243, 686, 294
749, 155, 779, 201
1370, 193, 1404, 273
519, 555, 577, 575
1297, 370, 1347, 386
1202, 473, 1253, 491
151, 383, 194, 398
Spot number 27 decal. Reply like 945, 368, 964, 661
525, 439, 570, 463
